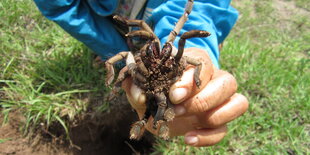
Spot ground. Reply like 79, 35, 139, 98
0, 94, 154, 155
0, 0, 309, 154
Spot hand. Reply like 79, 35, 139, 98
121, 47, 249, 147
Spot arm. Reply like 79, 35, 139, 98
33, 0, 128, 58
145, 0, 238, 68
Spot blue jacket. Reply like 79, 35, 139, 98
33, 0, 238, 68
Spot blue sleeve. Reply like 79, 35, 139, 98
148, 0, 238, 68
33, 0, 238, 68
33, 0, 128, 59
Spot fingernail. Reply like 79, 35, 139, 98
131, 84, 142, 102
185, 136, 198, 145
174, 105, 186, 116
138, 94, 146, 104
172, 88, 187, 103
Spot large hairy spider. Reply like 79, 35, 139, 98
105, 0, 210, 140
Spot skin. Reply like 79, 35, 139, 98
121, 47, 249, 147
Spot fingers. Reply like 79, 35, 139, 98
184, 125, 227, 147
169, 47, 213, 104
169, 93, 248, 137
169, 68, 195, 104
204, 93, 249, 128
121, 77, 146, 119
183, 70, 238, 113
168, 115, 200, 137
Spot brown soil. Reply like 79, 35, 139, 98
0, 94, 155, 155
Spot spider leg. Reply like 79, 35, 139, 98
184, 56, 202, 88
153, 92, 167, 129
129, 99, 152, 140
105, 52, 129, 86
167, 0, 194, 43
126, 30, 155, 40
109, 15, 129, 36
135, 54, 149, 76
113, 67, 129, 87
113, 15, 154, 34
104, 67, 129, 101
128, 63, 147, 85
129, 119, 147, 140
158, 121, 170, 140
175, 30, 211, 62
105, 51, 147, 87
157, 99, 173, 140
113, 15, 161, 46
164, 99, 175, 122
125, 53, 149, 91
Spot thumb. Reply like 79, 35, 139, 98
122, 77, 147, 119
169, 68, 195, 104
169, 48, 213, 104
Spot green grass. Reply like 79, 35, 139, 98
153, 0, 310, 154
1, 0, 309, 154
0, 138, 11, 144
0, 0, 109, 138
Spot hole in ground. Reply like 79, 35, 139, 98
0, 94, 155, 155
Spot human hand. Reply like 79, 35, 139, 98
122, 47, 248, 147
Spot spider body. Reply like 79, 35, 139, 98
105, 0, 210, 140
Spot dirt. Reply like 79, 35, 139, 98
273, 0, 310, 18
233, 0, 310, 24
0, 112, 67, 155
2, 0, 309, 154
272, 0, 310, 31
0, 94, 155, 155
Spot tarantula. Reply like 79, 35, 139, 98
105, 0, 210, 140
